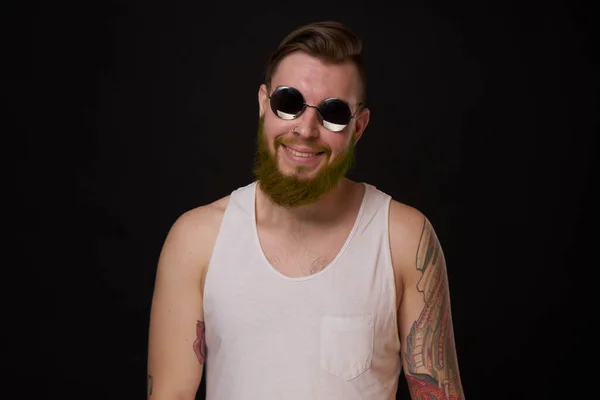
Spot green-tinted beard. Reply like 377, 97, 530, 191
252, 115, 356, 208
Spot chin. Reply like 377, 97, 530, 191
277, 166, 318, 181
277, 160, 325, 180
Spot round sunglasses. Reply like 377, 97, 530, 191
268, 86, 363, 132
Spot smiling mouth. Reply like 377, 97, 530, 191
282, 145, 325, 158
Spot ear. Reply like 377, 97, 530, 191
352, 107, 370, 142
258, 84, 269, 117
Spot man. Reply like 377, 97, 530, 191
147, 21, 465, 399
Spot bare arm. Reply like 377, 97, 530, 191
147, 205, 221, 399
390, 204, 465, 399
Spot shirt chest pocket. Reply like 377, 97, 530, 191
320, 314, 374, 381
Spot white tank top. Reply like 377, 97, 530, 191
203, 181, 401, 399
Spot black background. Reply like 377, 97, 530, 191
5, 0, 597, 399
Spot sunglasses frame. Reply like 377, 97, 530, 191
268, 85, 364, 132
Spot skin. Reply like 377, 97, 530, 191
391, 208, 466, 399
146, 200, 221, 399
146, 50, 464, 399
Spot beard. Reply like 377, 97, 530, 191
252, 115, 356, 208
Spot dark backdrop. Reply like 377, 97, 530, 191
5, 0, 597, 399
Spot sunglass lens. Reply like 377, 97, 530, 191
319, 99, 353, 132
270, 87, 304, 120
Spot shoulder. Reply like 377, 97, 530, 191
159, 195, 231, 270
387, 199, 431, 282
172, 196, 230, 235
388, 198, 427, 252
170, 195, 230, 245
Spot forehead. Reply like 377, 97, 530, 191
271, 51, 360, 104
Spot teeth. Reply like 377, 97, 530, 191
285, 146, 318, 158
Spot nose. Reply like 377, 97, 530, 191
294, 106, 321, 138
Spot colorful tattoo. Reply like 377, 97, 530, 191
404, 219, 464, 399
193, 320, 207, 364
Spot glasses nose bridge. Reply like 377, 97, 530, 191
303, 103, 323, 119
295, 103, 322, 136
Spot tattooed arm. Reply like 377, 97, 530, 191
147, 202, 225, 399
390, 202, 465, 399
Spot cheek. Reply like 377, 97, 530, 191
262, 117, 288, 150
328, 135, 353, 156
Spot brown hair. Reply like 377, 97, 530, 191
264, 21, 367, 103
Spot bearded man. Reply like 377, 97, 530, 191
147, 20, 465, 400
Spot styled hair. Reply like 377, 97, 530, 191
264, 21, 367, 103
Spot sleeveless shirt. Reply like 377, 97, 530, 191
203, 181, 401, 399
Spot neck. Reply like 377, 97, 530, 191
256, 178, 361, 228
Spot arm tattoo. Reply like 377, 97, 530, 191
405, 218, 464, 399
193, 320, 207, 364
147, 374, 153, 397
